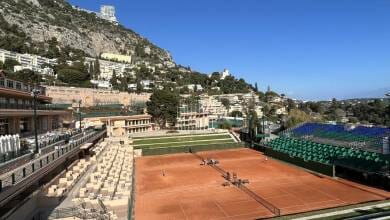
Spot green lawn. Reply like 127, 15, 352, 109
134, 139, 236, 149
134, 134, 232, 145
132, 133, 215, 140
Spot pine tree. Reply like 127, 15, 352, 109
110, 70, 118, 89
94, 57, 100, 79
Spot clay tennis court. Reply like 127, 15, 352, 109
135, 148, 390, 220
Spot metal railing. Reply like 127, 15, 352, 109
49, 207, 111, 220
0, 129, 106, 193
0, 151, 30, 165
0, 130, 85, 171
0, 102, 69, 111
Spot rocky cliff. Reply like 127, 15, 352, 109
0, 0, 172, 63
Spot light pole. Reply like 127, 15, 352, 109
31, 89, 40, 155
77, 100, 82, 133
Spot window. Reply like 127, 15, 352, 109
0, 78, 4, 87
15, 82, 21, 90
25, 100, 31, 107
20, 118, 29, 133
0, 97, 7, 104
7, 80, 14, 88
0, 119, 9, 135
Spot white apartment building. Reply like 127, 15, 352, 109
100, 5, 118, 24
73, 5, 118, 24
140, 80, 153, 90
90, 80, 112, 89
85, 57, 133, 80
275, 106, 288, 115
230, 103, 243, 113
0, 49, 57, 75
221, 69, 230, 79
187, 84, 204, 92
208, 69, 231, 80
0, 49, 57, 67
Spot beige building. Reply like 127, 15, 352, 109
0, 75, 71, 136
199, 95, 227, 117
45, 86, 151, 107
101, 53, 132, 63
176, 111, 209, 130
83, 114, 153, 137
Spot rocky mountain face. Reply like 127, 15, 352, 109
0, 0, 255, 95
0, 0, 172, 63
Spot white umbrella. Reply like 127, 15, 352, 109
15, 134, 20, 152
5, 135, 11, 153
0, 136, 4, 154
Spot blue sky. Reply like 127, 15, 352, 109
68, 0, 390, 100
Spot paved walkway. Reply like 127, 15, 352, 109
294, 201, 390, 220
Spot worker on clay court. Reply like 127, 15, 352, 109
162, 170, 166, 177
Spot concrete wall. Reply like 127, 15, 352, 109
45, 86, 151, 107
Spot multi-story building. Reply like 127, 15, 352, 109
0, 49, 57, 75
199, 93, 264, 118
186, 84, 204, 92
100, 5, 118, 24
100, 53, 132, 63
72, 5, 118, 24
208, 69, 231, 80
85, 57, 132, 80
89, 80, 112, 89
83, 114, 153, 137
199, 95, 227, 117
45, 86, 151, 107
0, 74, 71, 136
176, 106, 209, 130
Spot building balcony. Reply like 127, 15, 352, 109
122, 124, 151, 128
0, 77, 50, 102
0, 103, 68, 111
0, 103, 70, 117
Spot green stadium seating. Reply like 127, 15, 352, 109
267, 137, 388, 173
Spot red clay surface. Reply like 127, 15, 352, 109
135, 148, 389, 220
